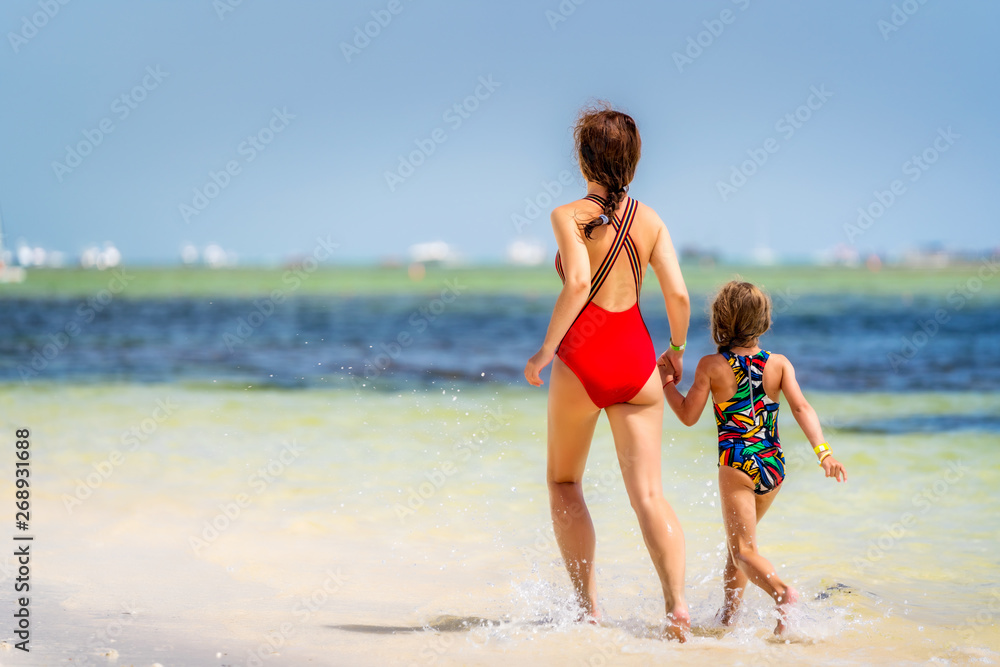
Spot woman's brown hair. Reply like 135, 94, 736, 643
710, 280, 772, 353
574, 103, 641, 238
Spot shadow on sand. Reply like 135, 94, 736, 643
329, 586, 859, 639
328, 615, 506, 635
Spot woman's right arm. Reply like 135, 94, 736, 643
648, 208, 690, 383
524, 205, 592, 386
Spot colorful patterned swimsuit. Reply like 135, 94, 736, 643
714, 350, 785, 495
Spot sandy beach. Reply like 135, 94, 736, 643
2, 381, 998, 665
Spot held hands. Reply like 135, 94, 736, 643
820, 455, 847, 482
657, 348, 684, 386
657, 355, 674, 388
524, 346, 555, 387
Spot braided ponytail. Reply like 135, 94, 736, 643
581, 185, 628, 239
573, 103, 641, 239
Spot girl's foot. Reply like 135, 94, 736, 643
774, 586, 799, 635
664, 605, 691, 642
717, 600, 741, 627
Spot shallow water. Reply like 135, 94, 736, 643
2, 383, 998, 665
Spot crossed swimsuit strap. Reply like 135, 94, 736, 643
579, 193, 641, 304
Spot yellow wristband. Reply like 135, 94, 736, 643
817, 451, 832, 465
813, 442, 830, 455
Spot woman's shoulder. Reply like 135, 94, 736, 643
550, 197, 600, 222
630, 199, 669, 248
632, 198, 664, 224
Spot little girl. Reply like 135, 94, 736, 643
659, 280, 846, 634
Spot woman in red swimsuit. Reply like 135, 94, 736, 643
524, 105, 692, 639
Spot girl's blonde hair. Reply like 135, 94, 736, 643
710, 280, 772, 352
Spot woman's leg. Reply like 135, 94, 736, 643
547, 357, 602, 618
718, 466, 798, 634
605, 371, 690, 640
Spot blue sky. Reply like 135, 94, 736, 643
1, 0, 997, 263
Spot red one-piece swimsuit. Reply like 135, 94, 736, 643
554, 194, 656, 408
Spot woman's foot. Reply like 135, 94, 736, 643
774, 586, 799, 635
574, 595, 601, 624
663, 604, 691, 642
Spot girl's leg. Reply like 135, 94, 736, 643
605, 372, 690, 641
719, 486, 777, 625
547, 357, 602, 618
719, 549, 748, 625
718, 466, 799, 634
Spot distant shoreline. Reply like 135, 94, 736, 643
1, 264, 997, 298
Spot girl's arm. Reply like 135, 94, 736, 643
647, 206, 690, 383
663, 356, 713, 426
778, 356, 847, 482
524, 205, 592, 386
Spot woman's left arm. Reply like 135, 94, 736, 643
524, 206, 591, 386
